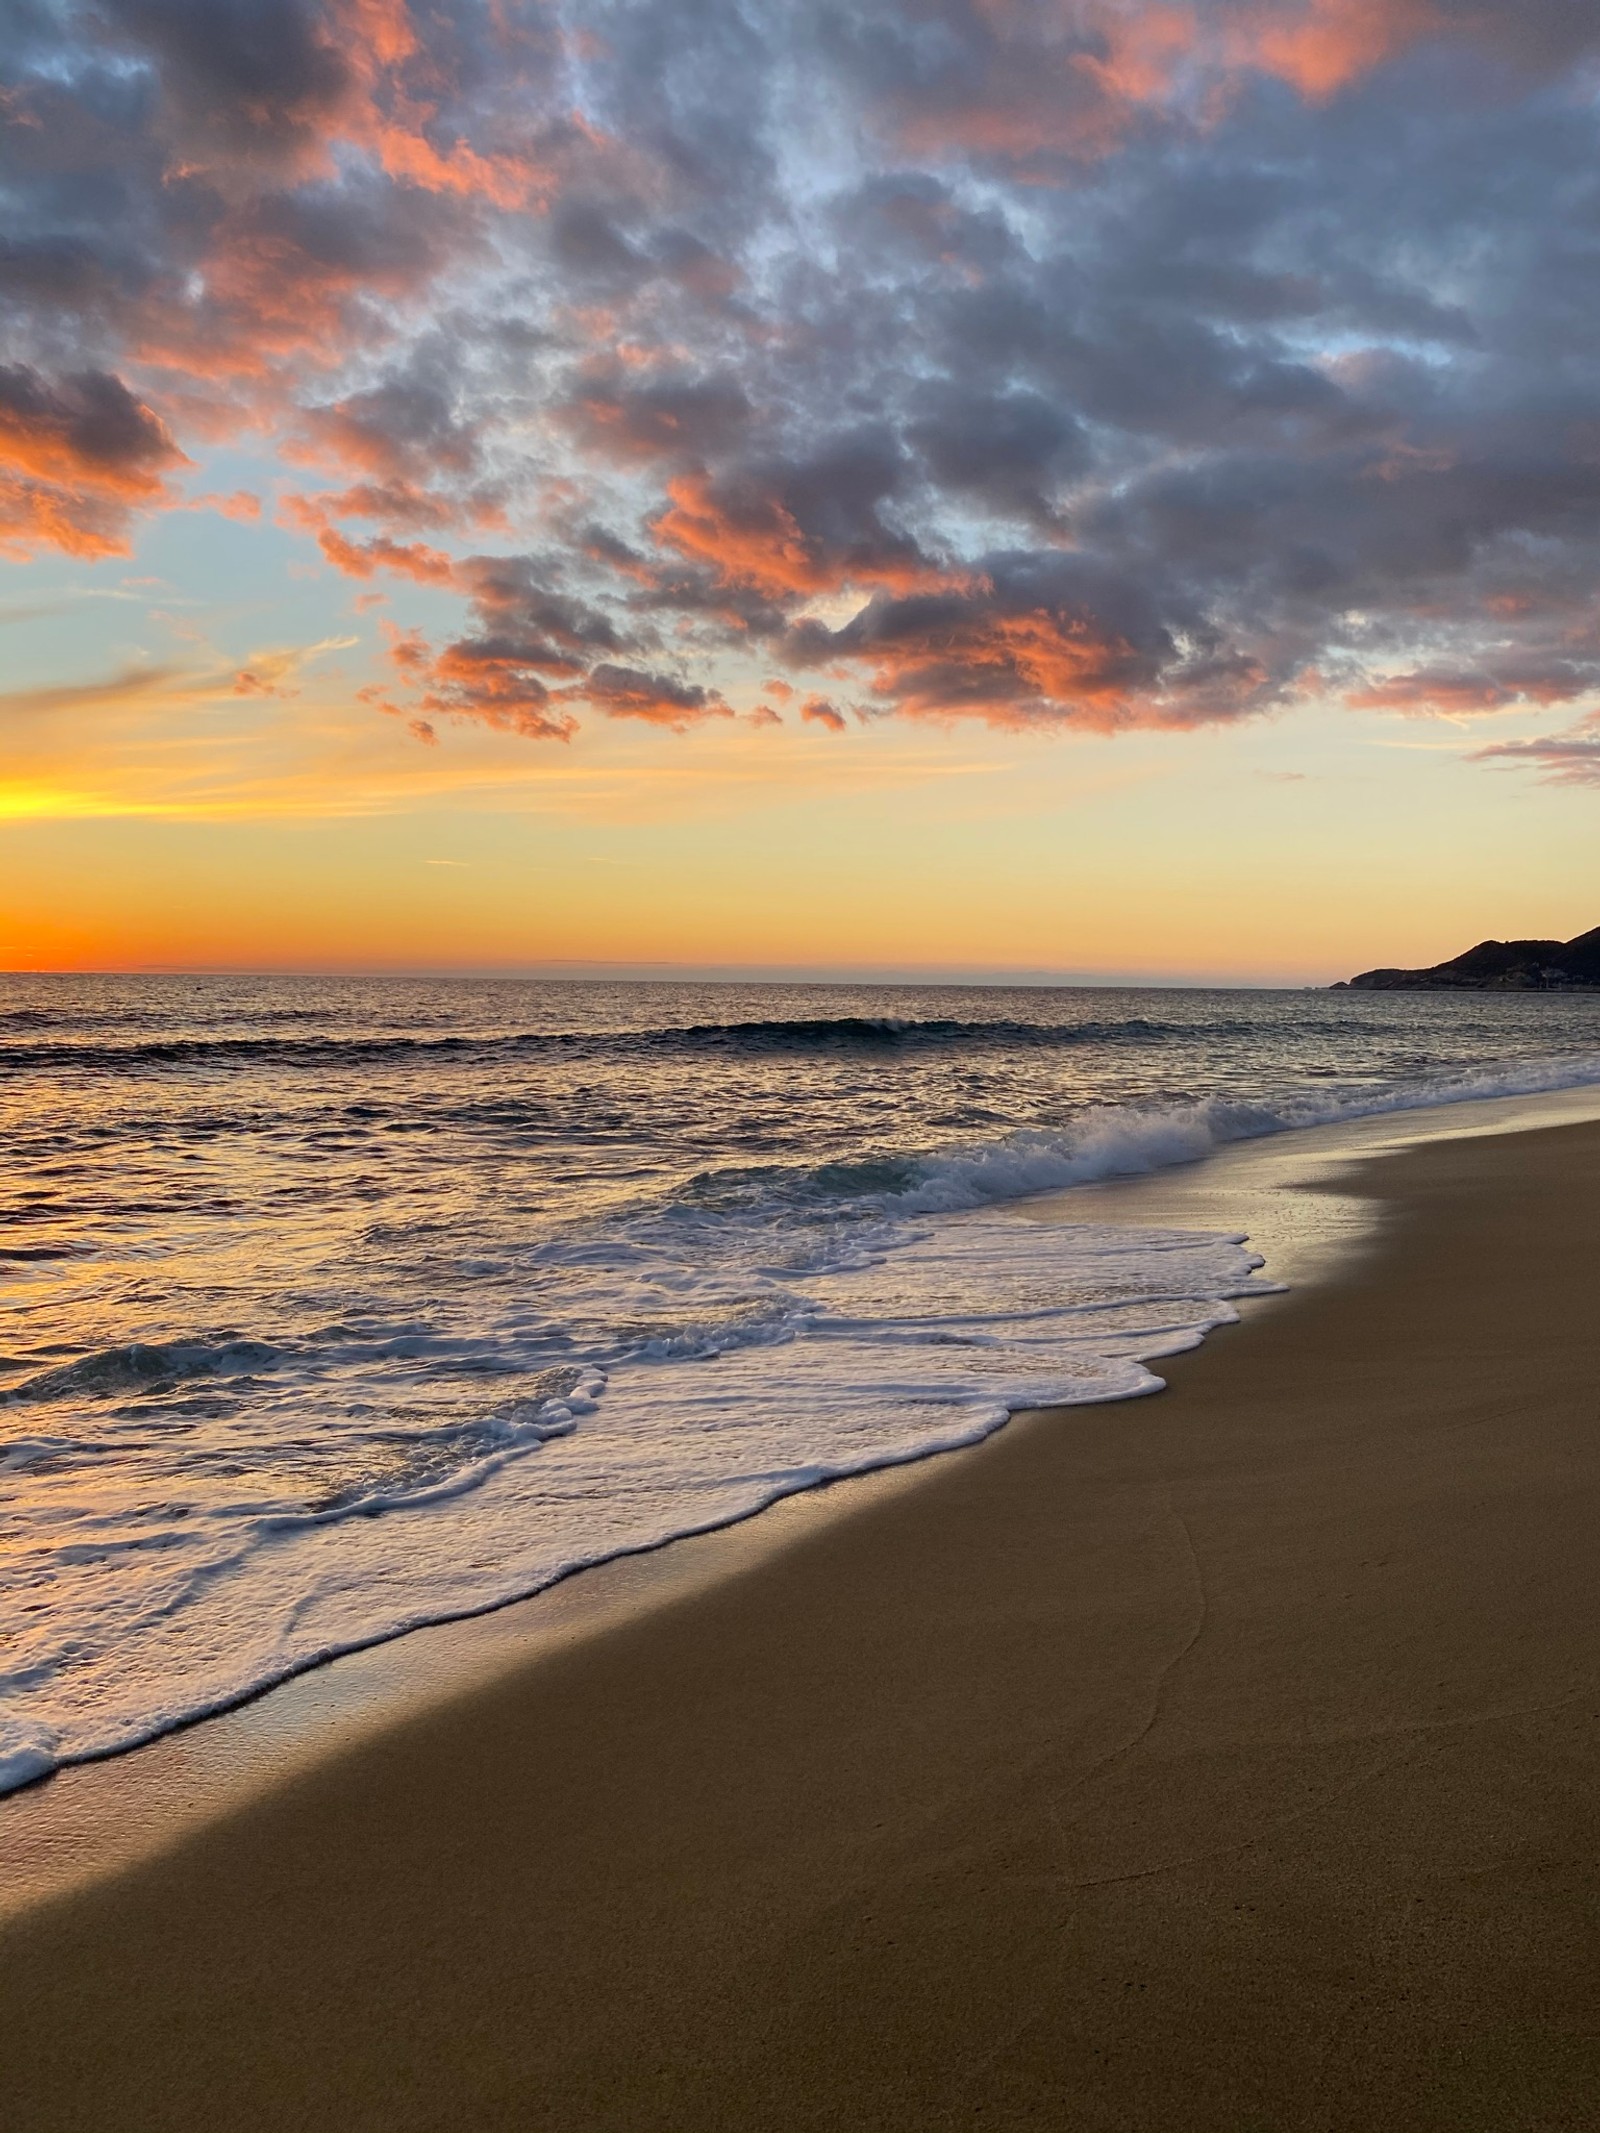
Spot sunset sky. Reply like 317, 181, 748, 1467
4, 0, 1600, 980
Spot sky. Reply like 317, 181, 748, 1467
3, 0, 1600, 983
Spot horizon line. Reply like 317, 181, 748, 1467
0, 960, 1336, 988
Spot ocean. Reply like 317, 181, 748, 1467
6, 973, 1600, 1794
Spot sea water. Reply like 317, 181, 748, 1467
6, 974, 1600, 1792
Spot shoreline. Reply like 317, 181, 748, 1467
6, 1109, 1600, 2124
6, 1078, 1600, 1927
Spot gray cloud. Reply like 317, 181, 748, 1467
5, 1, 1600, 757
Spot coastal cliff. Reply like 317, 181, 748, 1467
1339, 926, 1600, 990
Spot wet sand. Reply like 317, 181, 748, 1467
4, 1118, 1600, 2130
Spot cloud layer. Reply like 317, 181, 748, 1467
6, 0, 1600, 749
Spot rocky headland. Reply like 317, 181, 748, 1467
1338, 926, 1600, 990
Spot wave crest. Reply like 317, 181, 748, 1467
0, 1011, 1261, 1074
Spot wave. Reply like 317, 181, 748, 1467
0, 1007, 1464, 1074
884, 1049, 1600, 1212
663, 1046, 1600, 1222
5, 1339, 281, 1403
0, 1013, 1198, 1070
0, 1004, 336, 1031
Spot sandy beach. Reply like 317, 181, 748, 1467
5, 1114, 1600, 2130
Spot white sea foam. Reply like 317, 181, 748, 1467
895, 1048, 1600, 1211
0, 1215, 1269, 1793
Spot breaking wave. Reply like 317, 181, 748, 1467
0, 1010, 1347, 1075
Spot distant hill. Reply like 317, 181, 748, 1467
1338, 926, 1600, 990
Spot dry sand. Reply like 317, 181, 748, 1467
4, 1118, 1600, 2131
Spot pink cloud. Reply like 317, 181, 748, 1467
801, 697, 848, 731
0, 366, 188, 559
